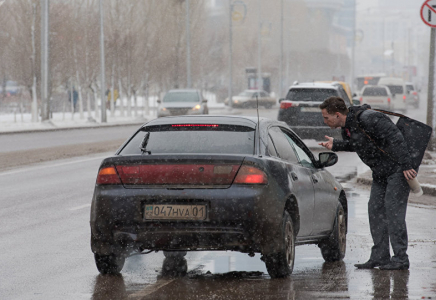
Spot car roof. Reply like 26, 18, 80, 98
167, 89, 200, 93
363, 85, 388, 89
288, 82, 338, 90
143, 115, 275, 129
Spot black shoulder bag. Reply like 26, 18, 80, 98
355, 109, 433, 170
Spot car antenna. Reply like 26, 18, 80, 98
256, 95, 262, 157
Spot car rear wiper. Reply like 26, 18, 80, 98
140, 132, 151, 155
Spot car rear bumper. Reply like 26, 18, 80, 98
90, 185, 283, 255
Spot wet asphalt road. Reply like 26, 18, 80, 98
0, 150, 435, 299
1, 103, 434, 299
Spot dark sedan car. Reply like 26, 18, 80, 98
90, 115, 347, 278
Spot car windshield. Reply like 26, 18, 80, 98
238, 91, 256, 97
386, 85, 403, 95
286, 88, 337, 102
163, 92, 199, 103
120, 125, 255, 155
362, 87, 388, 96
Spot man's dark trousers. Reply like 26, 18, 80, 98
368, 169, 410, 265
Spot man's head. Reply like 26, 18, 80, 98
319, 96, 349, 129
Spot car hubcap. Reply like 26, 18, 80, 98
338, 211, 346, 253
285, 222, 295, 265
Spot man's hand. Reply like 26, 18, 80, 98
403, 169, 417, 181
318, 136, 334, 150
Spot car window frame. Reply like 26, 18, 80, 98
279, 127, 319, 169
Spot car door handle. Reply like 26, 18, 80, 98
312, 176, 318, 183
291, 172, 298, 181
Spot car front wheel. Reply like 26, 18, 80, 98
319, 203, 346, 262
264, 211, 295, 278
94, 253, 125, 275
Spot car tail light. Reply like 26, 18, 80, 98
96, 166, 121, 185
387, 97, 391, 104
233, 165, 268, 184
280, 101, 297, 109
412, 91, 418, 95
403, 95, 406, 102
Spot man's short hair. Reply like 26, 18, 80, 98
319, 96, 349, 115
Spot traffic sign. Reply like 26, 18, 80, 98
421, 0, 436, 27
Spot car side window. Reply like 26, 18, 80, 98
281, 129, 315, 168
268, 127, 299, 163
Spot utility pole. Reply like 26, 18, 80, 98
40, 0, 50, 121
351, 0, 356, 90
257, 0, 262, 90
427, 28, 435, 150
99, 0, 106, 122
279, 0, 283, 97
186, 0, 191, 88
228, 0, 233, 108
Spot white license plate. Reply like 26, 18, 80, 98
144, 204, 207, 221
300, 107, 320, 112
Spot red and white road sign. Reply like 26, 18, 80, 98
421, 0, 436, 27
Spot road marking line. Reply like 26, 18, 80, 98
0, 155, 107, 177
128, 279, 175, 299
69, 204, 91, 211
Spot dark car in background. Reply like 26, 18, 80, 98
277, 82, 352, 140
90, 115, 347, 278
157, 89, 208, 117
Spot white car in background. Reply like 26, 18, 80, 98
157, 89, 208, 118
377, 77, 407, 113
359, 85, 393, 110
405, 82, 420, 108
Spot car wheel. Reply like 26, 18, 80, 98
319, 203, 346, 262
163, 251, 187, 258
94, 253, 125, 275
264, 211, 295, 278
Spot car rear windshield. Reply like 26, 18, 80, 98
120, 124, 255, 155
406, 85, 414, 92
386, 85, 403, 95
163, 92, 199, 103
362, 87, 388, 96
286, 88, 337, 102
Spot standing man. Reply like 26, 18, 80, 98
318, 96, 416, 270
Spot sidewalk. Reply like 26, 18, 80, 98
0, 105, 237, 134
356, 151, 436, 204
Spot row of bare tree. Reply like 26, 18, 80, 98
0, 0, 226, 120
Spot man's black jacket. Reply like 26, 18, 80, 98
332, 105, 413, 177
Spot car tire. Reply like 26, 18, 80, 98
94, 253, 125, 275
163, 251, 187, 258
264, 211, 295, 278
319, 203, 346, 262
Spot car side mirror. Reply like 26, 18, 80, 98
279, 98, 285, 103
202, 99, 208, 103
352, 99, 360, 106
157, 99, 161, 104
318, 152, 338, 168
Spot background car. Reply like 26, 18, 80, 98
359, 85, 393, 110
377, 77, 407, 113
90, 115, 347, 278
405, 82, 420, 108
157, 89, 208, 117
224, 89, 276, 108
277, 82, 352, 140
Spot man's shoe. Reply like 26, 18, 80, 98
379, 262, 409, 270
354, 260, 385, 269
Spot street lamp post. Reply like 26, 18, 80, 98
257, 0, 262, 90
99, 0, 106, 123
186, 0, 191, 88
